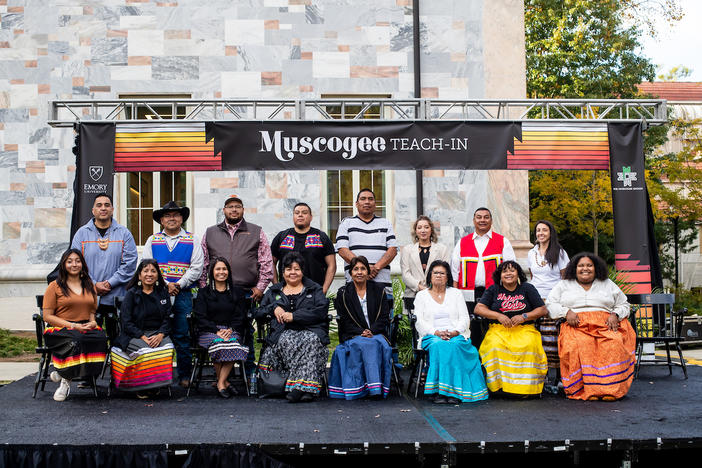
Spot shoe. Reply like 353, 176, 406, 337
433, 395, 447, 404
49, 371, 61, 383
136, 392, 149, 400
446, 397, 461, 405
299, 392, 315, 403
179, 379, 190, 389
217, 388, 232, 399
286, 389, 303, 403
602, 395, 617, 402
226, 385, 238, 397
53, 378, 71, 402
77, 381, 91, 389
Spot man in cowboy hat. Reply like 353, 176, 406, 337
143, 201, 204, 387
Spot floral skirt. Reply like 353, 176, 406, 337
258, 329, 328, 395
198, 327, 249, 363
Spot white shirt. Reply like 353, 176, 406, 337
527, 245, 569, 298
450, 229, 516, 288
432, 300, 452, 331
546, 279, 630, 320
357, 291, 370, 328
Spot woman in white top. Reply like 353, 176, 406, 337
527, 220, 569, 385
413, 260, 488, 404
401, 216, 451, 309
546, 252, 635, 401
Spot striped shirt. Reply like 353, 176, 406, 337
335, 215, 398, 285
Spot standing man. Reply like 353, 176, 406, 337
201, 195, 274, 373
271, 202, 336, 294
71, 193, 138, 339
335, 189, 398, 289
450, 207, 516, 346
142, 201, 204, 388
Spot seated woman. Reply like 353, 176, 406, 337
474, 261, 548, 396
255, 252, 330, 403
193, 257, 250, 399
546, 252, 635, 401
329, 256, 393, 400
42, 248, 108, 402
111, 259, 175, 398
414, 260, 488, 404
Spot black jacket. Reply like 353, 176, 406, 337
115, 287, 172, 350
193, 285, 248, 335
334, 281, 390, 343
255, 277, 330, 346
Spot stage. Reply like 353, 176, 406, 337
1, 367, 701, 467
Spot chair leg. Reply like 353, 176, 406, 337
634, 342, 643, 379
664, 342, 673, 375
100, 353, 111, 380
407, 354, 418, 396
239, 362, 250, 397
91, 376, 99, 398
33, 355, 45, 398
187, 355, 200, 397
40, 356, 50, 391
414, 355, 425, 399
675, 342, 688, 379
392, 365, 402, 397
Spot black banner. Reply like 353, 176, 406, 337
608, 123, 660, 294
206, 121, 522, 170
73, 123, 115, 234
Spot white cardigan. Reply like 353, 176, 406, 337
413, 287, 471, 344
546, 279, 630, 320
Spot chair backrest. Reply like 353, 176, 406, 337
627, 293, 678, 339
34, 295, 45, 347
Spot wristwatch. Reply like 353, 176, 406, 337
522, 313, 528, 320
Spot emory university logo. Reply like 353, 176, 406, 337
89, 166, 103, 182
617, 166, 637, 187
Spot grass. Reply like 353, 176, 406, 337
0, 329, 36, 359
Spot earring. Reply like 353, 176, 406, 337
517, 278, 521, 286
155, 280, 159, 286
138, 280, 142, 286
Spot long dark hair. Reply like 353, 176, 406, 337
563, 252, 608, 281
425, 260, 454, 289
56, 248, 95, 298
207, 256, 235, 292
491, 260, 528, 285
533, 220, 565, 267
126, 259, 167, 292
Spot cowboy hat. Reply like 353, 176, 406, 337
153, 201, 190, 224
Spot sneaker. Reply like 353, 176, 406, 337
53, 379, 71, 402
49, 371, 61, 383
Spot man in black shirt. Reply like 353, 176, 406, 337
270, 203, 336, 294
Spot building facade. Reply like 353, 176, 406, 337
0, 0, 529, 297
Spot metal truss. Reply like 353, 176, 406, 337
48, 98, 667, 127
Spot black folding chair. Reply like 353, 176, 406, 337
406, 309, 428, 398
187, 311, 251, 397
627, 293, 688, 379
33, 295, 100, 398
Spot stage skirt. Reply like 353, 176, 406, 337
110, 334, 174, 391
421, 335, 489, 403
538, 318, 561, 369
558, 310, 636, 400
258, 329, 328, 395
479, 323, 548, 395
44, 326, 107, 380
328, 335, 393, 400
198, 327, 249, 363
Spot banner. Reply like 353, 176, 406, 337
608, 122, 660, 294
73, 123, 115, 233
205, 121, 522, 170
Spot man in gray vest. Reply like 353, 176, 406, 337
200, 195, 274, 372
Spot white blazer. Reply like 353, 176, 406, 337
413, 288, 471, 345
400, 242, 451, 298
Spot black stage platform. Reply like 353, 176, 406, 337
1, 366, 701, 467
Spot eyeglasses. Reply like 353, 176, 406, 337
431, 271, 447, 276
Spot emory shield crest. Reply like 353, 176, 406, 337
89, 166, 103, 181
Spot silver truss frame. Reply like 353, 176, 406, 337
48, 98, 667, 127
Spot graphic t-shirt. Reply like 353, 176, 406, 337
479, 282, 544, 320
271, 227, 335, 287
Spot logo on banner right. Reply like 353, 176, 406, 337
616, 166, 638, 187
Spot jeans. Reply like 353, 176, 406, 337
171, 290, 193, 381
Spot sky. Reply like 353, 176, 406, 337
638, 0, 702, 81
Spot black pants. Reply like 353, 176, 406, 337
467, 286, 486, 350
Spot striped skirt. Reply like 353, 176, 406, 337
328, 335, 393, 400
44, 326, 108, 380
559, 310, 636, 400
421, 335, 489, 403
111, 335, 175, 391
479, 323, 548, 395
198, 328, 249, 363
258, 329, 328, 395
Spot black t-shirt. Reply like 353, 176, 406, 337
271, 227, 335, 287
479, 282, 544, 320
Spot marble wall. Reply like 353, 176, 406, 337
0, 0, 528, 295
